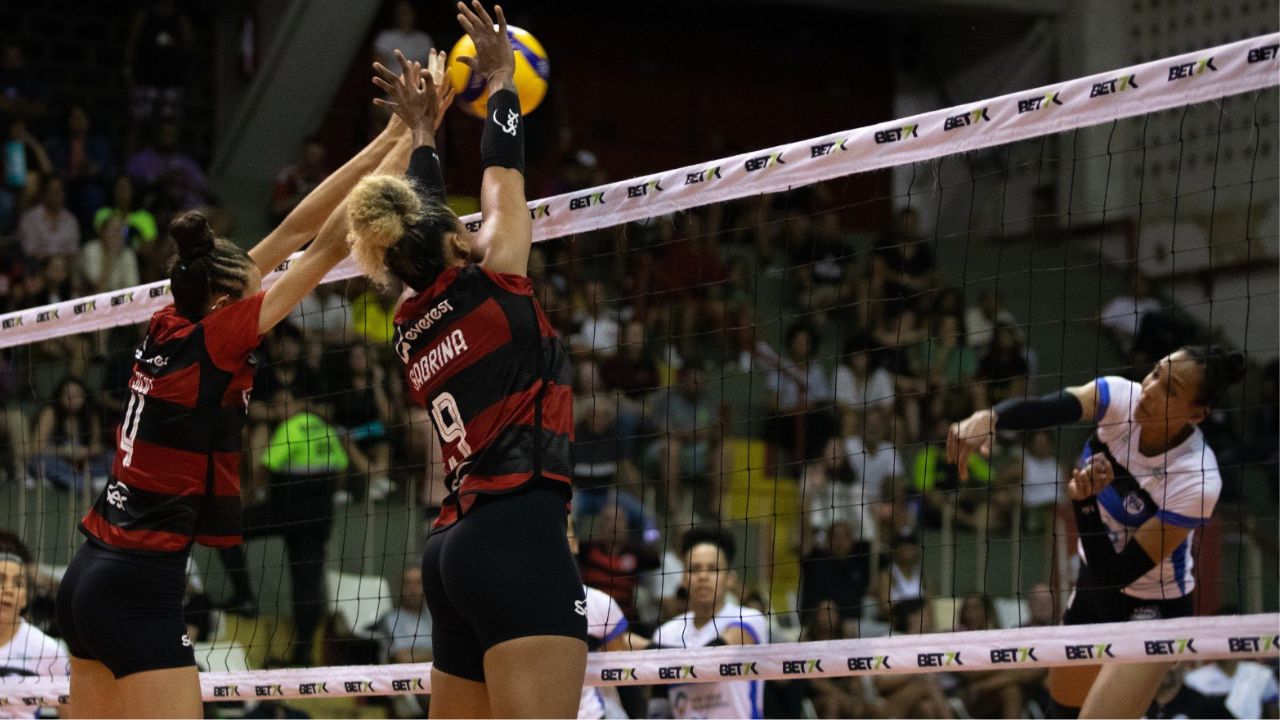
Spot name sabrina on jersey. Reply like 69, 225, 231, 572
408, 328, 470, 392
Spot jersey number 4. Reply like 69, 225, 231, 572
430, 392, 472, 473
120, 389, 147, 468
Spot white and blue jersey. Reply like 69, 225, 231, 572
652, 601, 767, 719
579, 585, 630, 720
1078, 376, 1221, 600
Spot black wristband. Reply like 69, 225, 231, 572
994, 391, 1084, 431
407, 146, 446, 201
481, 88, 525, 174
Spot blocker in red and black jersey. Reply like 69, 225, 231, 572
393, 264, 573, 529
81, 293, 265, 554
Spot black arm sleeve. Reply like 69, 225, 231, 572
480, 88, 525, 174
1072, 497, 1157, 587
406, 146, 446, 201
994, 390, 1084, 431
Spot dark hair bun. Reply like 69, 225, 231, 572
1184, 344, 1247, 407
169, 211, 215, 261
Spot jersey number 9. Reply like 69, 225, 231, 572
430, 392, 472, 473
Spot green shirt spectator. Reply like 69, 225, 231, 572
264, 412, 349, 476
912, 443, 990, 493
93, 206, 158, 245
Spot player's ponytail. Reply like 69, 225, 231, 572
168, 210, 255, 321
348, 174, 452, 291
1183, 344, 1247, 407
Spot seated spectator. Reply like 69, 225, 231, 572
975, 323, 1029, 406
965, 288, 1020, 346
765, 320, 836, 464
126, 121, 207, 212
45, 105, 114, 226
578, 504, 654, 623
1147, 663, 1231, 719
570, 278, 620, 359
1020, 430, 1062, 533
573, 395, 649, 536
912, 415, 998, 531
926, 314, 977, 391
806, 406, 902, 550
953, 595, 1036, 719
124, 0, 194, 125
800, 521, 872, 634
833, 334, 895, 419
373, 0, 435, 67
80, 214, 142, 293
871, 208, 934, 315
375, 566, 432, 664
875, 529, 925, 622
271, 136, 329, 223
599, 319, 661, 402
0, 43, 47, 121
1023, 581, 1057, 627
0, 530, 69, 712
1184, 659, 1279, 719
329, 345, 394, 503
2, 119, 52, 233
95, 174, 158, 245
28, 377, 112, 491
18, 175, 80, 262
15, 255, 77, 309
876, 598, 952, 718
646, 362, 722, 518
801, 598, 885, 719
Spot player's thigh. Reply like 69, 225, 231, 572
429, 666, 490, 720
1049, 664, 1102, 708
117, 665, 202, 718
1079, 662, 1171, 719
68, 657, 123, 719
484, 634, 587, 719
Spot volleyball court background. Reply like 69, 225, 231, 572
0, 1, 1277, 716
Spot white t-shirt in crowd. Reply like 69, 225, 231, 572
651, 602, 767, 719
1184, 661, 1279, 720
1100, 295, 1162, 344
1021, 453, 1061, 508
965, 306, 1019, 349
573, 313, 620, 358
833, 365, 896, 412
79, 241, 141, 292
0, 620, 69, 719
287, 290, 352, 338
768, 361, 833, 412
579, 585, 630, 720
372, 29, 434, 65
375, 606, 432, 661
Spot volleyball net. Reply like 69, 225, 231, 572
0, 33, 1277, 712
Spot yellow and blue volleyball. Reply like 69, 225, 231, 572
447, 25, 549, 118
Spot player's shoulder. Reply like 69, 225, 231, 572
718, 602, 768, 632
1091, 375, 1140, 422
653, 612, 693, 643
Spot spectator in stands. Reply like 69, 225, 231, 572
1019, 430, 1062, 533
801, 598, 885, 719
95, 174, 157, 246
926, 314, 977, 392
330, 344, 394, 503
600, 319, 661, 402
806, 406, 902, 551
125, 121, 207, 212
877, 598, 952, 718
577, 504, 651, 624
375, 565, 433, 664
1023, 581, 1057, 627
0, 43, 47, 121
270, 136, 329, 224
873, 306, 930, 440
975, 323, 1029, 406
373, 0, 435, 67
800, 521, 872, 635
2, 119, 52, 234
17, 255, 77, 308
1184, 657, 1280, 719
1100, 272, 1163, 356
1145, 663, 1231, 719
18, 175, 80, 262
647, 362, 722, 518
912, 414, 994, 529
124, 0, 194, 126
28, 377, 111, 491
570, 278, 620, 358
79, 214, 142, 293
573, 362, 648, 532
767, 320, 836, 464
45, 105, 114, 227
0, 530, 69, 707
871, 207, 934, 313
954, 595, 1035, 719
965, 288, 1019, 349
875, 528, 925, 622
286, 285, 353, 344
833, 333, 895, 420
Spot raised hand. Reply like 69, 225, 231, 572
372, 49, 441, 139
423, 48, 456, 130
455, 1, 515, 85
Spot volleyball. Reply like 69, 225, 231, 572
447, 25, 549, 118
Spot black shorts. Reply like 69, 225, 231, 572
1063, 565, 1195, 625
56, 538, 194, 678
422, 480, 587, 682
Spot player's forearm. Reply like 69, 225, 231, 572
252, 117, 407, 273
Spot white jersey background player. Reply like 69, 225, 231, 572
948, 345, 1246, 719
651, 528, 767, 720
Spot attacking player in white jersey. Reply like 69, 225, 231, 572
948, 345, 1246, 719
567, 518, 650, 719
651, 528, 767, 720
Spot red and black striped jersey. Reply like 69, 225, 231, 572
81, 293, 264, 554
394, 264, 572, 529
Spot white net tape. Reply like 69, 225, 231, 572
1, 614, 1275, 706
0, 33, 1275, 348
